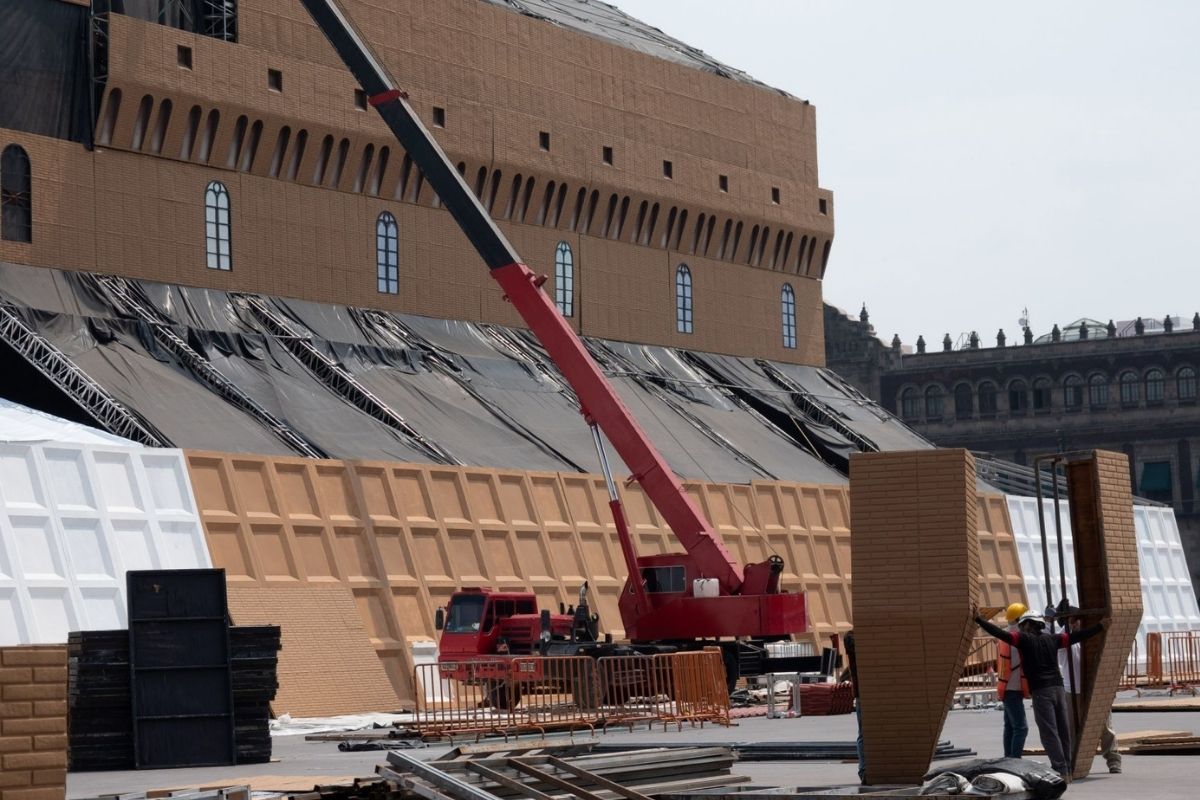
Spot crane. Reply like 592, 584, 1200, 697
297, 0, 812, 683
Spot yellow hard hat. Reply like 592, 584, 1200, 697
1005, 603, 1028, 623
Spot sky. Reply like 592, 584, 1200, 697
611, 0, 1200, 347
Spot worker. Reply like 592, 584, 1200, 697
997, 602, 1030, 758
1057, 605, 1122, 774
843, 629, 865, 783
975, 609, 1106, 779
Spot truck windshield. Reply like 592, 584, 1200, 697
445, 595, 485, 633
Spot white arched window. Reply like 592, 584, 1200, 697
376, 211, 398, 294
554, 241, 574, 317
204, 180, 231, 270
781, 284, 796, 349
675, 264, 693, 333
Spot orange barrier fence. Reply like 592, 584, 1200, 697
1119, 636, 1142, 690
956, 636, 1000, 696
1163, 632, 1200, 692
412, 650, 730, 738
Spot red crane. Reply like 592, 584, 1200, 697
297, 0, 810, 676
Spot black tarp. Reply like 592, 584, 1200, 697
0, 262, 946, 486
0, 0, 92, 144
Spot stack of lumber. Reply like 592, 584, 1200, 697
1127, 734, 1200, 755
230, 624, 282, 764
67, 629, 133, 771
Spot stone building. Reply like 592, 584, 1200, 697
826, 308, 1200, 582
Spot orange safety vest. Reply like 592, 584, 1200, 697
997, 640, 1030, 699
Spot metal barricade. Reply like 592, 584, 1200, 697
1146, 632, 1164, 687
412, 656, 597, 738
1164, 631, 1200, 694
657, 650, 731, 728
593, 654, 670, 728
1120, 636, 1141, 690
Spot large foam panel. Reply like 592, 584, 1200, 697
1006, 495, 1199, 671
0, 444, 209, 645
0, 644, 68, 800
851, 449, 981, 786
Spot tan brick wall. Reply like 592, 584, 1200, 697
1, 0, 834, 365
850, 450, 981, 785
0, 646, 67, 800
225, 585, 400, 717
1066, 450, 1142, 779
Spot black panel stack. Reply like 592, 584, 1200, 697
65, 570, 280, 771
66, 630, 132, 772
229, 625, 282, 764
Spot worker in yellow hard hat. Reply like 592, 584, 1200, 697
997, 603, 1029, 758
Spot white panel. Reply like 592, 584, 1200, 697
28, 587, 74, 642
42, 447, 96, 511
0, 443, 210, 644
0, 445, 45, 510
93, 450, 143, 513
1006, 495, 1200, 669
142, 453, 196, 515
0, 588, 24, 645
112, 520, 157, 573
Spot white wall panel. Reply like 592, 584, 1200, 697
0, 443, 211, 645
1006, 495, 1200, 667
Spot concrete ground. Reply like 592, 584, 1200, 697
67, 697, 1199, 798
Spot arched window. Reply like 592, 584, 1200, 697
924, 385, 944, 420
978, 381, 998, 416
1064, 375, 1083, 410
1119, 371, 1139, 406
1178, 367, 1197, 403
1088, 373, 1109, 408
1008, 379, 1028, 415
780, 284, 796, 349
1032, 377, 1052, 412
675, 264, 693, 334
554, 241, 574, 317
1, 145, 32, 243
900, 387, 920, 420
953, 383, 973, 419
204, 180, 231, 270
1145, 369, 1165, 404
376, 212, 398, 294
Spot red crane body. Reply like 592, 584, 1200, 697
297, 0, 807, 644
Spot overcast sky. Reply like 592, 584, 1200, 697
612, 0, 1200, 347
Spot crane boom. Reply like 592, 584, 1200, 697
297, 0, 805, 640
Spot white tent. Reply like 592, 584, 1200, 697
0, 398, 138, 447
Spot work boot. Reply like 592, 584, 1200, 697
1109, 764, 1122, 774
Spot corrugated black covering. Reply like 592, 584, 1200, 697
0, 262, 938, 486
0, 0, 92, 144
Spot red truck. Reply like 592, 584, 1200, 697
301, 0, 834, 700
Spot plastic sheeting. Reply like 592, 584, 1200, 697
480, 0, 787, 95
0, 398, 136, 447
0, 261, 926, 484
1006, 495, 1200, 669
0, 442, 211, 645
0, 0, 92, 144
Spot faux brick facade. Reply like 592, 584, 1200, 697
850, 449, 981, 785
1065, 450, 1142, 779
0, 2, 834, 365
0, 646, 66, 800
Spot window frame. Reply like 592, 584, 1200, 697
1064, 375, 1084, 411
554, 241, 574, 317
204, 180, 232, 270
1032, 377, 1052, 413
924, 385, 944, 421
1178, 366, 1197, 403
1, 144, 33, 243
780, 283, 797, 349
375, 211, 399, 294
1145, 368, 1165, 405
953, 383, 973, 420
1119, 370, 1139, 407
1008, 379, 1029, 416
1088, 373, 1109, 409
978, 382, 998, 416
675, 264, 693, 334
900, 387, 921, 421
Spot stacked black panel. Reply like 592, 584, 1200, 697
229, 625, 281, 764
66, 630, 132, 772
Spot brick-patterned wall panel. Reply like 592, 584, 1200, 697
850, 450, 981, 786
1066, 451, 1142, 779
186, 451, 856, 704
975, 493, 1028, 611
0, 646, 67, 800
225, 585, 399, 717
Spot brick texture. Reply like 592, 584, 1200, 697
850, 449, 981, 785
225, 585, 400, 717
0, 647, 66, 800
1065, 450, 1142, 779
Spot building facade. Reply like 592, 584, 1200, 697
1, 0, 834, 365
826, 309, 1200, 585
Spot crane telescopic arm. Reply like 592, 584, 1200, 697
297, 0, 744, 603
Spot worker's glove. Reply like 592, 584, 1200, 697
1055, 598, 1070, 617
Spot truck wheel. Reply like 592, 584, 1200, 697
485, 681, 521, 711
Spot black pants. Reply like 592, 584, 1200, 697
1031, 686, 1072, 773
